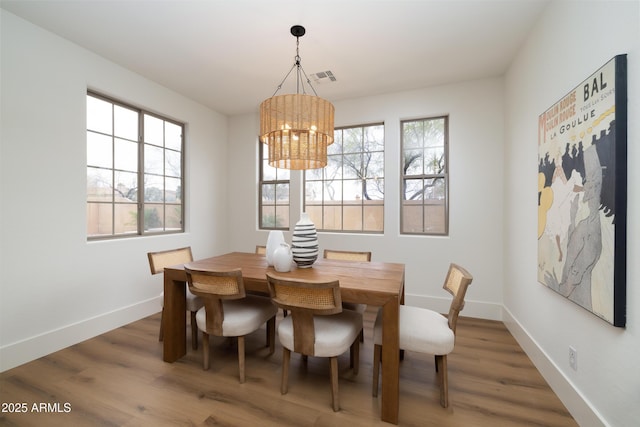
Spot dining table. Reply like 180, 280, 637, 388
162, 251, 405, 424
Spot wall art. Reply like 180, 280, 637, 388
537, 55, 627, 327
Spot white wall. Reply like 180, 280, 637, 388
503, 1, 640, 426
228, 79, 506, 320
4, 3, 638, 425
0, 11, 229, 371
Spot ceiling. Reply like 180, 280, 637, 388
1, 0, 549, 116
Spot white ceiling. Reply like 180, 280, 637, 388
1, 0, 549, 116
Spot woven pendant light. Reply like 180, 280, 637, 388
259, 26, 334, 170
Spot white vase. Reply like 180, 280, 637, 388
273, 243, 293, 272
265, 230, 285, 266
291, 212, 318, 268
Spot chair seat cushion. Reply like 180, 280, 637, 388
342, 302, 366, 314
186, 289, 204, 312
373, 305, 454, 355
160, 290, 204, 313
196, 295, 278, 337
277, 310, 362, 357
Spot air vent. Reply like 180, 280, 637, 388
311, 70, 337, 84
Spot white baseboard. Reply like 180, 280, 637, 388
405, 293, 503, 321
0, 297, 161, 372
501, 307, 607, 427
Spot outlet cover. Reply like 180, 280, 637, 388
569, 346, 577, 371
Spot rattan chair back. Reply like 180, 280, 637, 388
185, 268, 245, 300
442, 263, 473, 333
323, 249, 371, 262
266, 273, 341, 315
147, 246, 193, 274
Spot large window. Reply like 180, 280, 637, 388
401, 116, 448, 235
304, 123, 384, 232
259, 142, 290, 229
86, 92, 185, 239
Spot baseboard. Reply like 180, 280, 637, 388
0, 297, 161, 372
501, 307, 607, 427
405, 293, 503, 321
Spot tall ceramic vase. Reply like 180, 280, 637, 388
291, 212, 318, 268
265, 230, 285, 266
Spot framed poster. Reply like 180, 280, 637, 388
537, 55, 627, 327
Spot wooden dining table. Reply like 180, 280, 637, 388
163, 251, 405, 424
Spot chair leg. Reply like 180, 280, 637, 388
281, 348, 291, 395
238, 336, 246, 383
350, 338, 360, 375
330, 356, 340, 411
190, 311, 198, 350
372, 344, 381, 397
267, 317, 276, 355
202, 332, 210, 370
436, 354, 449, 407
158, 308, 164, 341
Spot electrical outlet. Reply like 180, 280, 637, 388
569, 346, 577, 371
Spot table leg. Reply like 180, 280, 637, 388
163, 273, 187, 362
380, 294, 400, 424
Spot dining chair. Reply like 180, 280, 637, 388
372, 263, 473, 407
323, 249, 371, 341
323, 249, 371, 316
185, 267, 278, 383
266, 273, 363, 411
147, 246, 203, 350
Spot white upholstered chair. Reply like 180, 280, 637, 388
323, 249, 372, 340
147, 246, 203, 350
266, 272, 363, 412
185, 267, 277, 383
323, 249, 371, 316
372, 263, 473, 407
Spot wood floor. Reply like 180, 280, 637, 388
0, 307, 577, 426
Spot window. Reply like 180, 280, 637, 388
304, 123, 384, 232
86, 92, 185, 239
401, 116, 448, 235
259, 142, 290, 229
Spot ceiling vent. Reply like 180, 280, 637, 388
311, 70, 337, 84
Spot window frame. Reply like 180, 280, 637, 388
86, 91, 185, 240
303, 122, 385, 234
400, 115, 449, 236
258, 141, 290, 230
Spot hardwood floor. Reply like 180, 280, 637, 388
0, 307, 577, 426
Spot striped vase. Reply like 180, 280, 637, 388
291, 212, 318, 268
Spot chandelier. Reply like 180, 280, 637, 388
259, 25, 334, 170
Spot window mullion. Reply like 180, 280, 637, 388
111, 104, 116, 235
138, 111, 144, 235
